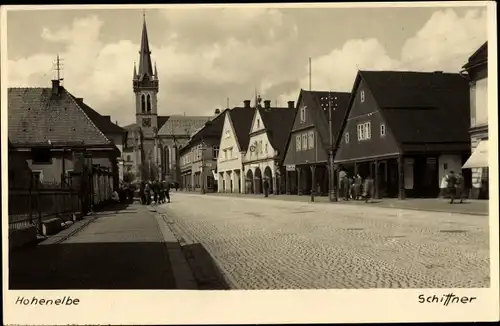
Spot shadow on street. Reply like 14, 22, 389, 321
182, 243, 230, 290
9, 241, 177, 290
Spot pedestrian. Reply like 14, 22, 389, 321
446, 171, 457, 204
175, 182, 179, 192
165, 181, 171, 203
338, 168, 349, 201
439, 174, 448, 198
263, 178, 269, 197
362, 174, 374, 203
353, 173, 362, 200
139, 181, 146, 205
112, 189, 120, 202
145, 181, 152, 205
153, 180, 160, 205
455, 172, 466, 204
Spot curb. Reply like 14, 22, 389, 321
152, 207, 198, 290
39, 215, 98, 245
154, 206, 238, 290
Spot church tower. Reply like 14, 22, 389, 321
133, 14, 159, 139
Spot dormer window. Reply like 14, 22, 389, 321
257, 119, 260, 128
360, 90, 365, 103
380, 124, 386, 137
345, 132, 350, 144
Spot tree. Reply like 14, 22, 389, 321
123, 171, 136, 183
138, 161, 160, 181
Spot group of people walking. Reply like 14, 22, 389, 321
139, 180, 171, 205
338, 169, 375, 203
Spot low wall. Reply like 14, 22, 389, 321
9, 226, 38, 251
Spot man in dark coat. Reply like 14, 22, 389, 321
139, 182, 146, 205
446, 171, 457, 204
263, 179, 269, 197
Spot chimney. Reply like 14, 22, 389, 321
264, 100, 271, 109
51, 80, 60, 96
103, 115, 111, 122
243, 100, 251, 108
288, 101, 295, 109
76, 97, 84, 102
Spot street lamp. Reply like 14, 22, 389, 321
328, 92, 338, 202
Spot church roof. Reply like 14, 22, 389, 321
158, 115, 212, 136
8, 85, 114, 147
137, 15, 154, 79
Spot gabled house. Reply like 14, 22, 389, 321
8, 79, 123, 189
334, 70, 471, 199
71, 96, 127, 184
461, 41, 489, 199
179, 108, 228, 192
216, 100, 255, 193
282, 90, 350, 195
242, 100, 296, 195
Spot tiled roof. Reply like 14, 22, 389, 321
229, 106, 255, 151
190, 109, 229, 144
70, 95, 126, 135
258, 107, 296, 157
8, 87, 112, 147
462, 41, 487, 70
360, 70, 470, 145
158, 115, 211, 136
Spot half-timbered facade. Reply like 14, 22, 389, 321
282, 90, 350, 196
335, 70, 471, 199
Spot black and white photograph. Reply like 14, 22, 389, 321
2, 2, 498, 324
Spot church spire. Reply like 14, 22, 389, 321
138, 12, 154, 79
133, 61, 137, 79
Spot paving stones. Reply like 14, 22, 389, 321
157, 193, 490, 289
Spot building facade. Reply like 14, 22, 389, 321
335, 70, 471, 199
179, 109, 227, 192
8, 80, 122, 189
217, 101, 255, 193
242, 99, 296, 194
461, 42, 489, 199
122, 16, 213, 184
282, 90, 350, 196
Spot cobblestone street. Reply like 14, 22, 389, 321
158, 193, 490, 289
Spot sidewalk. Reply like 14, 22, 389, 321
9, 203, 180, 290
174, 190, 489, 216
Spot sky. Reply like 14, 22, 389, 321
6, 4, 488, 127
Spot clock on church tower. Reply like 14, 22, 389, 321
142, 118, 151, 127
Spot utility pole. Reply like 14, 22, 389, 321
200, 138, 206, 194
328, 91, 338, 202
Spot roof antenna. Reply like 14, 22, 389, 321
227, 96, 230, 109
55, 54, 64, 85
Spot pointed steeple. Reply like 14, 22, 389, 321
154, 62, 158, 79
133, 61, 137, 79
138, 12, 154, 79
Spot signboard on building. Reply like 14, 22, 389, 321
286, 164, 296, 171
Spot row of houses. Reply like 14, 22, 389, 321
178, 42, 489, 200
